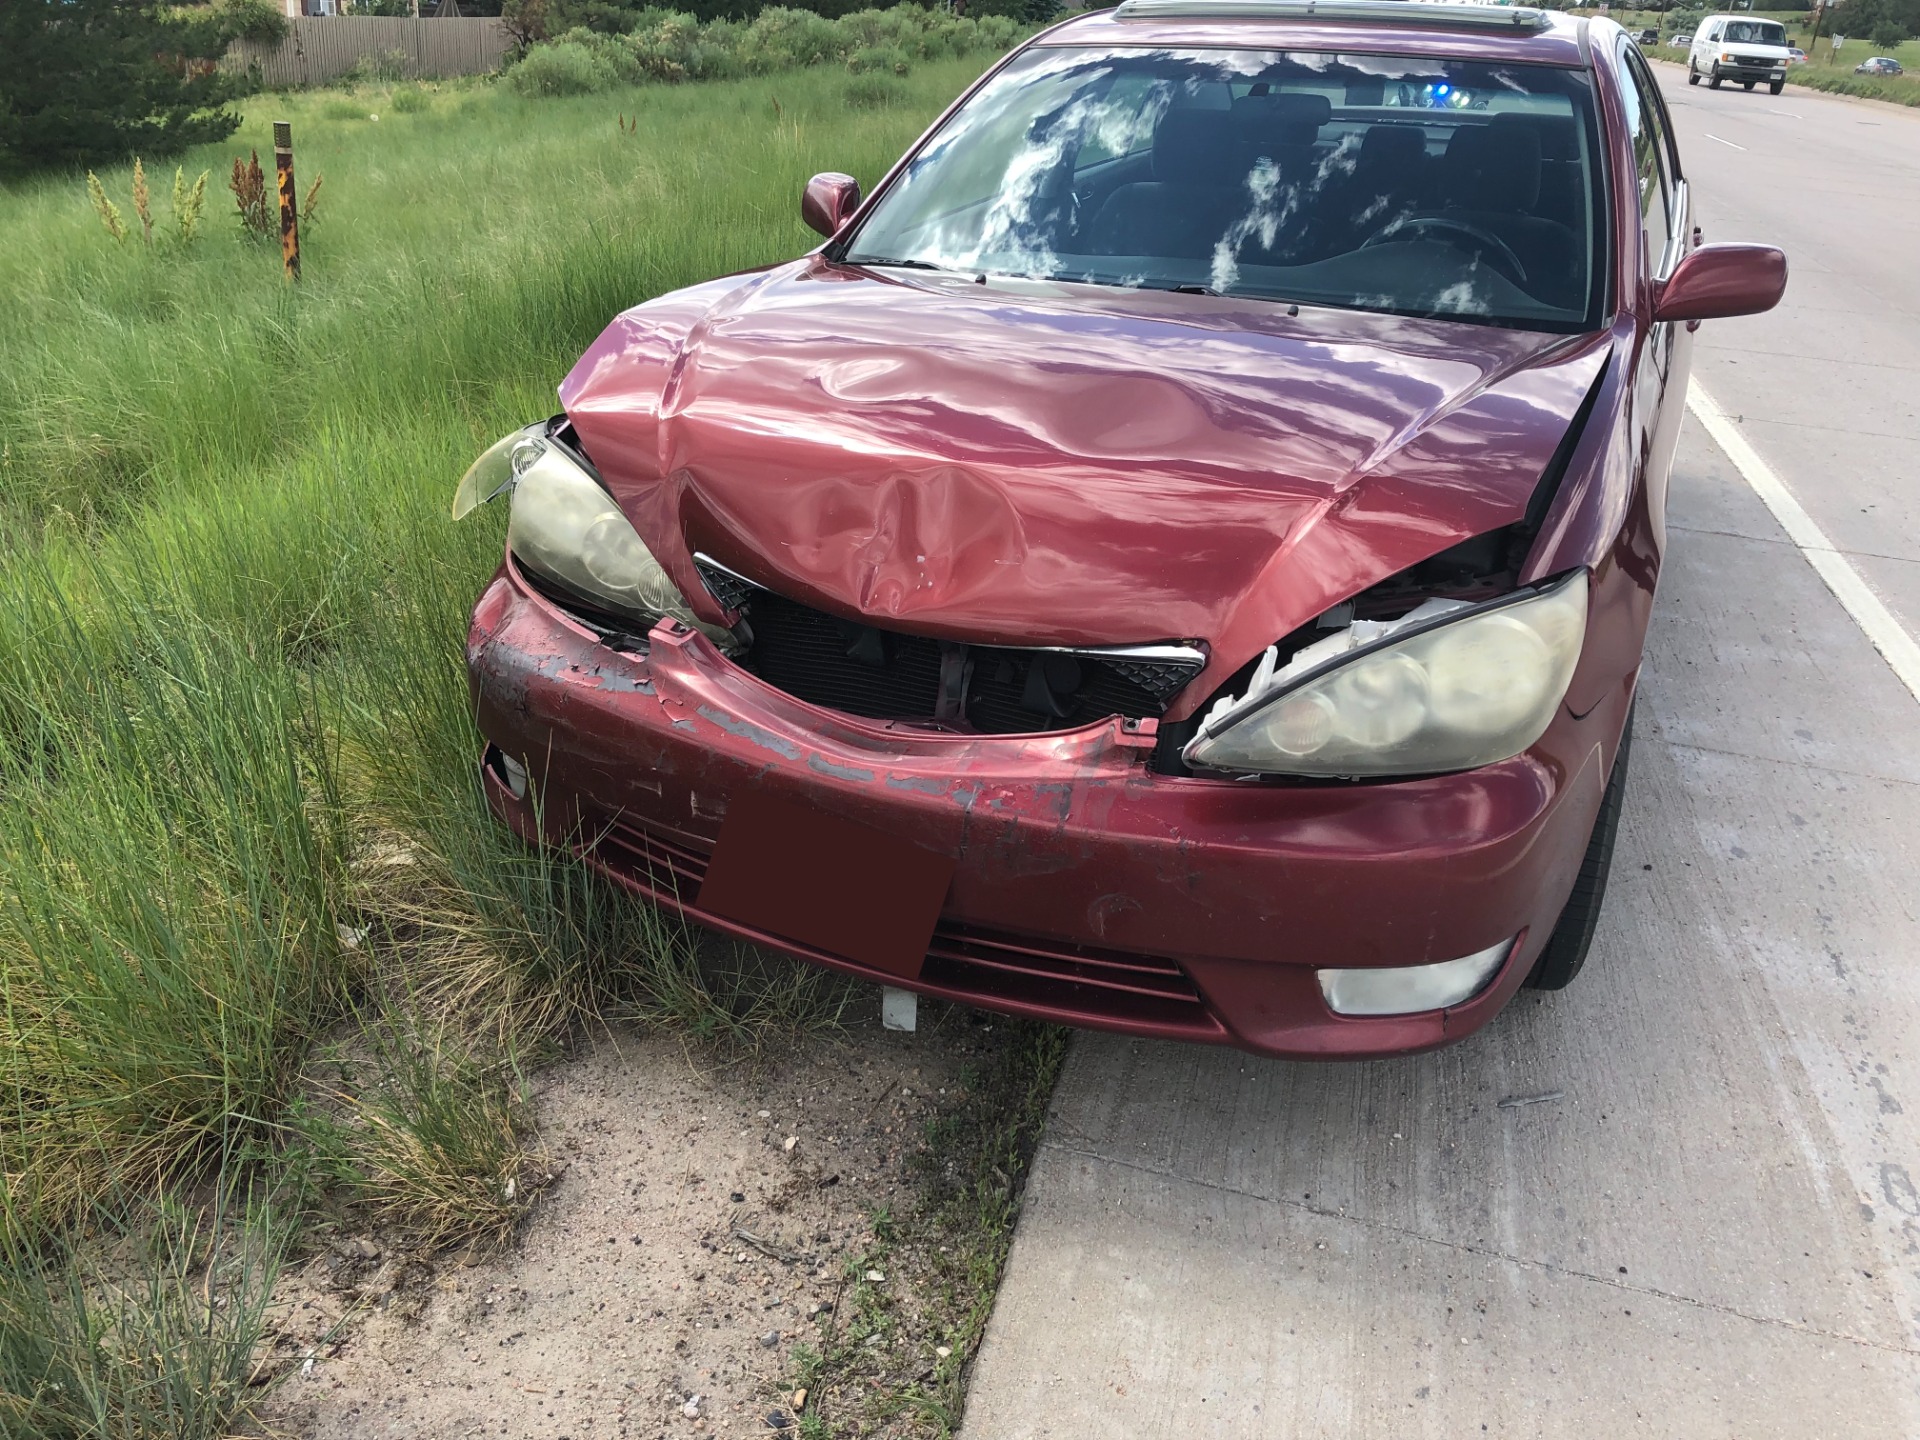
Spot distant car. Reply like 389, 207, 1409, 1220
1787, 46, 1808, 63
456, 2, 1790, 1058
1855, 56, 1905, 75
1669, 32, 1692, 48
1637, 27, 1658, 44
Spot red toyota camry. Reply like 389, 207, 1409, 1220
456, 0, 1786, 1058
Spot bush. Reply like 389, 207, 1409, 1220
507, 3, 1031, 96
848, 43, 912, 74
221, 0, 290, 43
509, 38, 623, 95
390, 84, 435, 113
738, 6, 855, 69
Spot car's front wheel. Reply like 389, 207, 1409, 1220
1710, 67, 1725, 88
1770, 78, 1785, 93
1688, 64, 1701, 84
1526, 707, 1634, 991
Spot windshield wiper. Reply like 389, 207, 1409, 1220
1135, 279, 1306, 311
847, 256, 946, 272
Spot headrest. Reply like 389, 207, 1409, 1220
1509, 113, 1578, 162
1234, 89, 1334, 148
1152, 108, 1241, 184
1356, 123, 1427, 177
1443, 121, 1541, 213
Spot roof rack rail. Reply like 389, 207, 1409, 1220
1111, 0, 1555, 32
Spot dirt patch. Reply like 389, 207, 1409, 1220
259, 998, 1021, 1438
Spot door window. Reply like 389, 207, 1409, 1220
1620, 45, 1677, 278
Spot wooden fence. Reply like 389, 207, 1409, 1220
224, 16, 513, 89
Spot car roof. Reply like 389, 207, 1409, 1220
1039, 1, 1593, 69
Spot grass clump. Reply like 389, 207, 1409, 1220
292, 1009, 545, 1252
0, 570, 354, 1222
0, 1194, 288, 1440
844, 73, 911, 108
848, 43, 913, 75
1788, 66, 1920, 105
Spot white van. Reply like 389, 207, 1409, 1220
1688, 15, 1792, 94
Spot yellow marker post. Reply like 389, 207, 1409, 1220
274, 121, 300, 281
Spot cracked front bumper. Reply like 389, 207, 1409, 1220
467, 563, 1619, 1059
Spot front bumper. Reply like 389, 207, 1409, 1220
467, 563, 1620, 1059
1716, 59, 1786, 80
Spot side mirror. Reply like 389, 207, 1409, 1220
802, 172, 862, 239
1654, 242, 1787, 323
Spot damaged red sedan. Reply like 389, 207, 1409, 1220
456, 0, 1786, 1058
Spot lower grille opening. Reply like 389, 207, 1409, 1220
585, 812, 1220, 1037
922, 924, 1216, 1032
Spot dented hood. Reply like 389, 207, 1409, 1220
560, 257, 1608, 709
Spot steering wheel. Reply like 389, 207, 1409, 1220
1360, 216, 1529, 286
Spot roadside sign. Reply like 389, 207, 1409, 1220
1832, 32, 1844, 49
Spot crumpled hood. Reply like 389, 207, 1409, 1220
560, 257, 1608, 714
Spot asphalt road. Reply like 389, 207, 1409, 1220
961, 78, 1920, 1438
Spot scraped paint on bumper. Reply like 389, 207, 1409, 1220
467, 565, 1616, 1059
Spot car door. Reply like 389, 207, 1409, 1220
1619, 39, 1693, 536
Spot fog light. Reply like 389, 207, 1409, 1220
1317, 938, 1514, 1017
493, 749, 529, 800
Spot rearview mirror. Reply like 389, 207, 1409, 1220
1654, 243, 1787, 323
802, 172, 862, 239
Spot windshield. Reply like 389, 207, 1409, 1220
842, 46, 1605, 332
1723, 20, 1787, 44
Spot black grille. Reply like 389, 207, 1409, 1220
702, 568, 1203, 733
694, 558, 757, 613
739, 589, 947, 722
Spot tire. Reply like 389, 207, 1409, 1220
1688, 66, 1701, 85
1770, 79, 1785, 94
1526, 707, 1634, 991
1710, 68, 1724, 88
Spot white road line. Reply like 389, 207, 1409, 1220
1689, 384, 1920, 708
1704, 132, 1748, 150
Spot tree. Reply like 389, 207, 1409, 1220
0, 0, 264, 177
969, 0, 1062, 21
1833, 0, 1920, 42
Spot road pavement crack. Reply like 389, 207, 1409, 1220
1667, 521, 1920, 568
1038, 1140, 1920, 1359
1653, 735, 1920, 790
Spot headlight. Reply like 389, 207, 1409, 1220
1184, 571, 1587, 778
452, 423, 733, 649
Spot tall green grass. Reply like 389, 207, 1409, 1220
0, 54, 997, 1431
